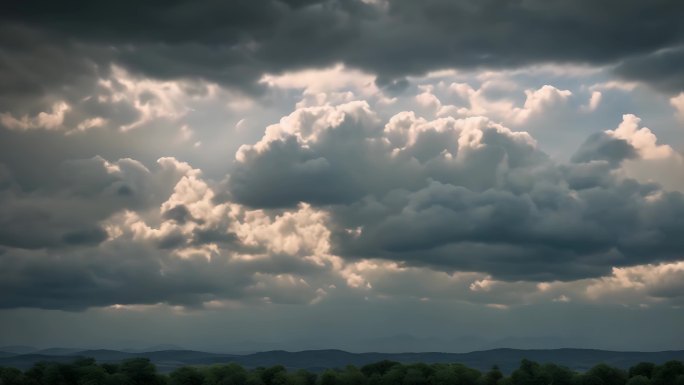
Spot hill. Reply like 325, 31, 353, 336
1, 348, 683, 373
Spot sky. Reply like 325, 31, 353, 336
1, 0, 684, 353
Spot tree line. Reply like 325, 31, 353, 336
1, 357, 683, 385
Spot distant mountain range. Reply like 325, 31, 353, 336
1, 347, 683, 373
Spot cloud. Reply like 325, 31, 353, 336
607, 114, 673, 160
510, 85, 572, 124
0, 156, 341, 310
586, 262, 684, 306
2, 94, 683, 311
582, 91, 603, 112
614, 46, 684, 94
0, 102, 70, 131
670, 92, 684, 121
0, 33, 222, 135
331, 258, 684, 308
231, 101, 684, 281
1, 0, 683, 117
1, 3, 683, 353
260, 64, 377, 95
605, 115, 684, 192
421, 82, 575, 127
572, 133, 638, 166
0, 156, 185, 249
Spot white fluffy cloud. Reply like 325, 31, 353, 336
0, 102, 70, 131
670, 92, 684, 121
607, 114, 684, 192
511, 85, 573, 124
415, 81, 574, 126
582, 91, 603, 112
586, 262, 684, 306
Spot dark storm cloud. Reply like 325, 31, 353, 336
0, 156, 182, 249
0, 228, 331, 310
0, 244, 244, 310
230, 103, 684, 281
571, 132, 638, 166
61, 227, 109, 245
613, 46, 684, 93
162, 204, 195, 224
1, 0, 683, 100
0, 23, 112, 113
335, 179, 684, 281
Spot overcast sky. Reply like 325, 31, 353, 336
1, 0, 684, 353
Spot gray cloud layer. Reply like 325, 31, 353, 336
1, 0, 683, 111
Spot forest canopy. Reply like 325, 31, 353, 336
1, 357, 683, 385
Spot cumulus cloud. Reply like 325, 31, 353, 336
330, 258, 684, 308
0, 102, 70, 131
605, 115, 684, 192
0, 42, 223, 135
232, 101, 684, 282
420, 82, 575, 127
0, 155, 344, 309
670, 92, 684, 121
2, 94, 683, 312
95, 66, 219, 131
582, 91, 603, 112
607, 114, 673, 160
510, 85, 573, 124
0, 156, 197, 250
585, 262, 684, 306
